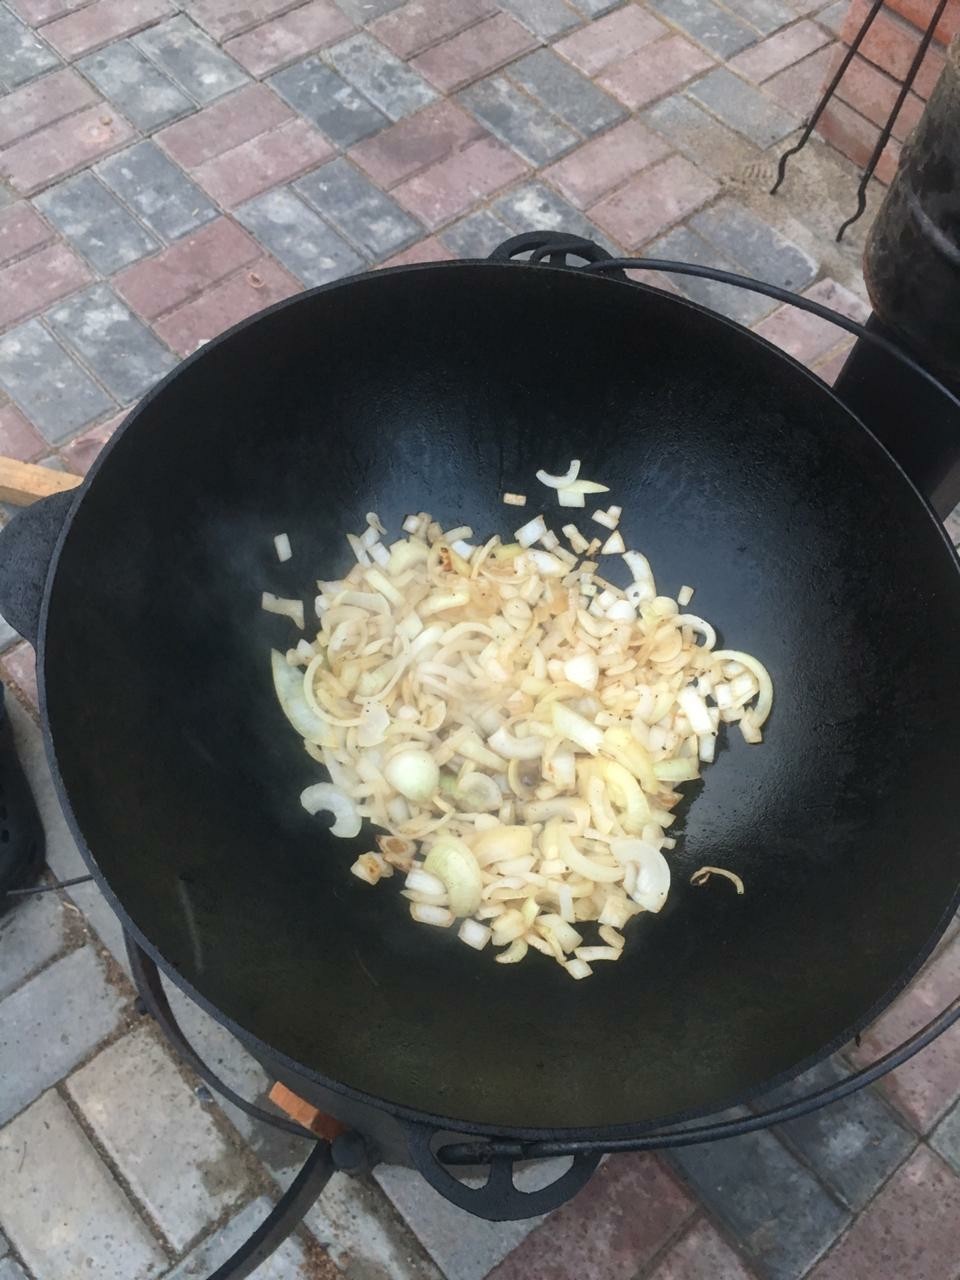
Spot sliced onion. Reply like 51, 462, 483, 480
515, 514, 547, 547
536, 459, 581, 489
385, 749, 439, 803
274, 533, 292, 562
262, 592, 304, 629
458, 918, 492, 949
300, 784, 361, 838
272, 650, 330, 744
691, 865, 745, 894
424, 836, 483, 916
552, 703, 603, 755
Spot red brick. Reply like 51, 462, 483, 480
42, 0, 174, 58
543, 118, 671, 209
349, 100, 484, 188
591, 153, 719, 248
0, 243, 91, 330
2, 643, 39, 714
915, 44, 946, 98
555, 3, 668, 75
6, 0, 86, 19
192, 118, 334, 208
884, 0, 960, 45
849, 934, 960, 1131
488, 1155, 694, 1280
766, 43, 838, 115
805, 277, 869, 322
648, 1218, 757, 1280
223, 0, 354, 75
598, 35, 715, 110
411, 13, 537, 93
811, 1148, 960, 1280
816, 98, 900, 185
393, 135, 527, 228
0, 403, 46, 463
156, 84, 294, 170
753, 278, 867, 365
832, 52, 925, 142
152, 256, 300, 354
371, 0, 499, 59
188, 0, 303, 40
0, 205, 54, 268
381, 236, 449, 266
0, 106, 135, 197
58, 411, 125, 475
0, 68, 99, 150
838, 0, 944, 94
813, 340, 854, 385
729, 19, 830, 82
113, 217, 260, 319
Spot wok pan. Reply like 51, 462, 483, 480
2, 236, 960, 1221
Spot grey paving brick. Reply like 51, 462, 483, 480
721, 0, 795, 33
754, 1058, 916, 1211
0, 611, 16, 650
307, 1174, 443, 1280
294, 157, 420, 259
818, 0, 847, 34
269, 56, 388, 146
0, 892, 66, 1001
133, 15, 249, 105
166, 1196, 311, 1279
647, 225, 775, 324
460, 76, 577, 166
493, 179, 614, 250
571, 0, 623, 12
235, 188, 364, 286
34, 172, 160, 275
440, 208, 513, 258
508, 48, 626, 134
67, 1026, 251, 1251
0, 945, 125, 1124
691, 198, 817, 290
669, 1125, 849, 1280
0, 1090, 165, 1280
0, 5, 59, 90
932, 1098, 960, 1175
642, 92, 760, 180
0, 1229, 8, 1258
0, 320, 113, 442
95, 141, 218, 242
498, 0, 581, 38
0, 1259, 27, 1280
335, 0, 405, 19
47, 284, 176, 404
326, 32, 436, 121
77, 40, 194, 132
945, 504, 960, 548
688, 67, 799, 146
649, 0, 757, 57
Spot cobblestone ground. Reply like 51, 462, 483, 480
3, 2, 960, 1278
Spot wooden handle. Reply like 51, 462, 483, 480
0, 455, 83, 506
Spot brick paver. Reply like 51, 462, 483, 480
2, 0, 955, 1277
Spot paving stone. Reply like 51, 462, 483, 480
34, 171, 160, 274
493, 179, 612, 248
235, 186, 365, 284
224, 0, 354, 75
77, 39, 193, 131
393, 134, 527, 227
335, 0, 405, 19
555, 4, 667, 75
95, 141, 218, 242
728, 18, 830, 82
192, 117, 335, 207
133, 14, 250, 104
6, 0, 86, 17
67, 1025, 251, 1251
187, 0, 303, 41
113, 216, 259, 318
326, 31, 437, 119
0, 204, 53, 266
0, 319, 113, 440
157, 83, 293, 169
642, 91, 759, 178
0, 1230, 8, 1258
459, 76, 577, 165
591, 152, 718, 248
371, 0, 498, 58
0, 641, 38, 710
753, 280, 866, 366
411, 13, 538, 93
817, 0, 847, 34
497, 0, 581, 38
690, 198, 817, 289
669, 1127, 849, 1280
166, 1195, 314, 1278
440, 207, 512, 257
47, 283, 177, 402
0, 892, 66, 1000
720, 0, 795, 35
0, 104, 136, 197
488, 1155, 695, 1280
269, 56, 388, 146
58, 408, 125, 473
932, 1098, 960, 1174
649, 0, 757, 57
0, 66, 98, 149
0, 1261, 27, 1280
598, 34, 715, 110
43, 0, 175, 59
305, 1174, 443, 1280
570, 0, 622, 13
0, 401, 46, 461
0, 945, 125, 1123
379, 232, 448, 263
0, 5, 60, 88
646, 225, 776, 325
648, 1217, 757, 1280
295, 156, 421, 259
154, 254, 300, 352
0, 1091, 165, 1280
688, 67, 799, 146
508, 48, 626, 134
348, 99, 484, 187
543, 116, 670, 207
810, 1147, 960, 1280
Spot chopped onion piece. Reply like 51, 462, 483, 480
562, 523, 590, 553
459, 918, 492, 949
678, 584, 694, 606
424, 837, 483, 916
368, 541, 391, 567
496, 938, 529, 964
385, 749, 440, 803
515, 514, 547, 547
274, 533, 292, 562
678, 687, 713, 735
563, 653, 599, 690
262, 592, 305, 629
559, 479, 610, 495
502, 492, 527, 506
553, 703, 603, 755
691, 865, 745, 894
300, 784, 361, 838
592, 508, 617, 530
574, 946, 620, 961
406, 868, 446, 897
557, 487, 586, 507
565, 958, 593, 979
536, 459, 581, 489
411, 903, 454, 927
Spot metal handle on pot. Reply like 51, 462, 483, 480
0, 489, 78, 645
401, 1119, 600, 1220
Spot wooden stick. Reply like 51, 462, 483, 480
267, 1082, 349, 1142
0, 455, 83, 506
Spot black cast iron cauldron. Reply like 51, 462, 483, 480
3, 233, 960, 1229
